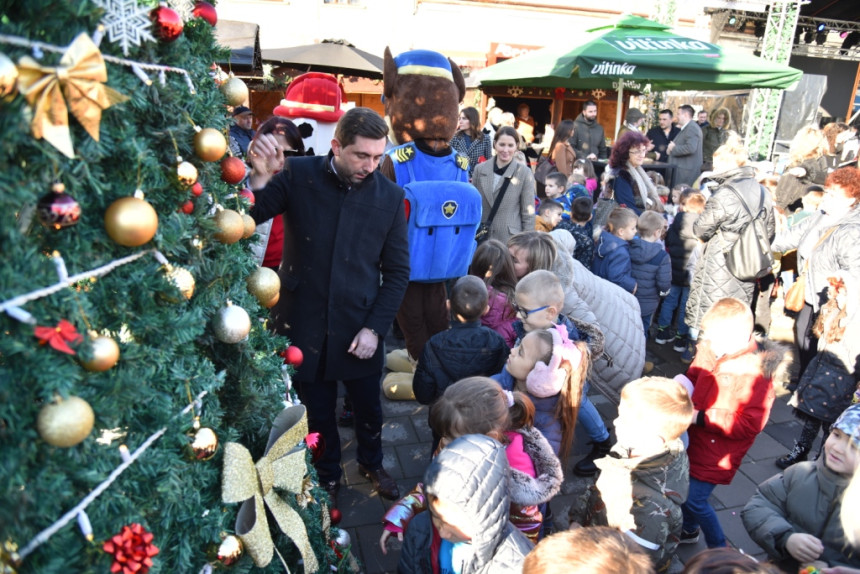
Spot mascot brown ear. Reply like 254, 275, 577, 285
448, 57, 466, 103
383, 47, 397, 100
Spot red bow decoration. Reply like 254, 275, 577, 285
34, 319, 83, 355
478, 155, 487, 163
102, 523, 159, 574
554, 87, 566, 100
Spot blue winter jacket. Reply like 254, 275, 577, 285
629, 237, 672, 316
592, 230, 636, 293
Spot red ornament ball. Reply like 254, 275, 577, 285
150, 4, 183, 42
191, 182, 204, 197
220, 156, 246, 185
37, 183, 81, 229
179, 200, 194, 214
282, 345, 303, 367
192, 1, 217, 26
329, 508, 342, 525
304, 432, 325, 463
239, 188, 255, 206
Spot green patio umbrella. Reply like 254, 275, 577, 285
476, 15, 802, 134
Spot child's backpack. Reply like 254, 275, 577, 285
388, 142, 482, 282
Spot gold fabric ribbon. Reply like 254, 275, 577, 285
16, 33, 128, 158
221, 405, 319, 571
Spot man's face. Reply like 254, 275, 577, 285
698, 111, 709, 124
659, 113, 672, 130
677, 109, 692, 126
330, 135, 387, 185
583, 104, 597, 120
235, 113, 253, 130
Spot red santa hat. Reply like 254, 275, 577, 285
273, 72, 346, 123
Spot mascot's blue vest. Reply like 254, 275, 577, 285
387, 142, 482, 282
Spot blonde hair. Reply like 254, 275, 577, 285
507, 231, 557, 274
523, 527, 654, 574
637, 211, 666, 238
701, 298, 754, 345
620, 377, 693, 441
532, 329, 590, 461
515, 270, 564, 309
789, 126, 829, 164
606, 207, 638, 234
712, 133, 748, 168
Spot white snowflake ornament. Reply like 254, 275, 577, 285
507, 86, 523, 98
169, 0, 196, 21
591, 89, 606, 100
92, 0, 156, 56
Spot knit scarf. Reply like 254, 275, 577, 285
625, 161, 655, 208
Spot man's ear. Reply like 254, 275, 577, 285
330, 138, 341, 157
445, 300, 451, 313
481, 304, 490, 317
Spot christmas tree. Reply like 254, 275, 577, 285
0, 1, 348, 572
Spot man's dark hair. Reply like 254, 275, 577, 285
583, 100, 597, 110
449, 275, 489, 322
538, 199, 563, 217
679, 104, 695, 118
571, 196, 593, 223
659, 109, 673, 118
334, 107, 389, 147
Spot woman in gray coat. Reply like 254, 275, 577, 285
683, 138, 775, 361
773, 167, 860, 469
473, 126, 536, 244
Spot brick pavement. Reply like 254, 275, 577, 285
332, 307, 801, 573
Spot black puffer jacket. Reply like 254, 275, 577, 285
571, 114, 607, 159
685, 166, 775, 333
666, 211, 699, 286
413, 321, 509, 405
399, 435, 533, 574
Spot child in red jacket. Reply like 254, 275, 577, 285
676, 297, 786, 548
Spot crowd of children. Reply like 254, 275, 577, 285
379, 146, 860, 573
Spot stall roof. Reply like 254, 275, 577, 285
214, 20, 262, 73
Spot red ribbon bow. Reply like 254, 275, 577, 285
33, 319, 83, 355
103, 523, 159, 574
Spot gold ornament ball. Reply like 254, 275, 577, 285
105, 197, 158, 247
163, 264, 195, 300
213, 301, 251, 343
0, 52, 18, 101
80, 336, 120, 372
241, 213, 256, 239
213, 209, 245, 244
193, 128, 227, 162
264, 291, 280, 309
176, 161, 199, 187
186, 426, 219, 461
220, 76, 248, 107
246, 267, 280, 305
37, 396, 95, 448
216, 535, 243, 566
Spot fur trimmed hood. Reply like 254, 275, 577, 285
507, 426, 563, 506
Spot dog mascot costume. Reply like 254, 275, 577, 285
380, 48, 482, 398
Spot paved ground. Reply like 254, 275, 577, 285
332, 302, 802, 573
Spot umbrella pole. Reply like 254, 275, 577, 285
615, 78, 624, 143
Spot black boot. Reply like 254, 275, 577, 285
573, 437, 613, 477
775, 443, 809, 469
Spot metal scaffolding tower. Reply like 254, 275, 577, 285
745, 1, 802, 161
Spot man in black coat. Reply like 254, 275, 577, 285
248, 107, 410, 505
646, 109, 680, 162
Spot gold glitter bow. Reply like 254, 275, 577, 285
221, 405, 319, 571
16, 33, 128, 158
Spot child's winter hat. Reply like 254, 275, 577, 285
526, 324, 582, 398
832, 403, 860, 449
